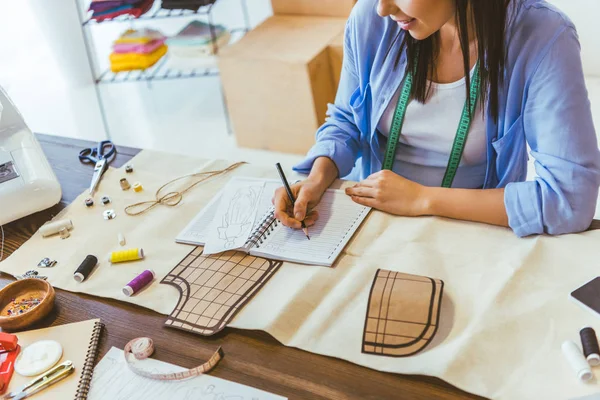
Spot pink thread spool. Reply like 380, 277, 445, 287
123, 270, 155, 297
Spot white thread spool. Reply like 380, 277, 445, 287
39, 219, 73, 237
562, 340, 593, 381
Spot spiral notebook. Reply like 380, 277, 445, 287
176, 178, 371, 267
7, 319, 103, 400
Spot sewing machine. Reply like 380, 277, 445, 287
0, 87, 61, 226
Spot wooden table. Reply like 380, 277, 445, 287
6, 135, 596, 400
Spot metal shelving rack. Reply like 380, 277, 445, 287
75, 0, 250, 137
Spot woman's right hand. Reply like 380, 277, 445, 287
273, 178, 326, 229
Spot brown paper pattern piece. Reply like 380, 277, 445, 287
362, 269, 444, 357
161, 247, 282, 336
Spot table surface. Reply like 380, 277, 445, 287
4, 135, 597, 400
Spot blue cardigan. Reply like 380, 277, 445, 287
294, 0, 600, 237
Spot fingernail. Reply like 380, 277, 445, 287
295, 212, 303, 219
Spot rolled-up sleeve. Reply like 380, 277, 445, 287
293, 14, 361, 177
505, 26, 600, 236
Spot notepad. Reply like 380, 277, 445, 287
7, 319, 102, 400
176, 178, 371, 267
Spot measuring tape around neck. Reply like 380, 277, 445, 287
383, 63, 481, 188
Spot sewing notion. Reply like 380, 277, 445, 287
39, 219, 72, 238
118, 233, 126, 246
74, 255, 98, 283
132, 182, 143, 192
79, 140, 116, 196
110, 248, 144, 263
563, 340, 593, 381
103, 209, 116, 220
36, 258, 56, 269
580, 327, 600, 366
123, 270, 154, 297
0, 279, 55, 331
120, 178, 131, 191
14, 340, 63, 377
124, 337, 223, 380
3, 361, 74, 399
0, 87, 61, 226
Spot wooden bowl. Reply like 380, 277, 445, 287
0, 279, 55, 331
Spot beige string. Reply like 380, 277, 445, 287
124, 162, 246, 216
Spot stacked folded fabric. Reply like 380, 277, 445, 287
161, 0, 216, 11
88, 0, 154, 22
110, 29, 168, 72
166, 21, 230, 58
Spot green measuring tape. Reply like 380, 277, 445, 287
383, 63, 481, 188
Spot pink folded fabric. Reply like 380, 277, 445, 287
113, 38, 166, 54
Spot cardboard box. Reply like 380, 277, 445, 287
219, 16, 346, 154
271, 0, 356, 18
328, 31, 344, 90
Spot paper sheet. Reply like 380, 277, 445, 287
203, 179, 266, 254
88, 347, 287, 400
253, 189, 370, 266
177, 178, 281, 247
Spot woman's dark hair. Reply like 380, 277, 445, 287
392, 0, 511, 121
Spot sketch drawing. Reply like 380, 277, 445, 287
217, 186, 261, 247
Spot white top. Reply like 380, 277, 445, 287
377, 69, 488, 188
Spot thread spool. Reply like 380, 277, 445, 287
123, 270, 155, 297
133, 182, 143, 192
39, 219, 73, 238
110, 248, 144, 263
118, 233, 126, 246
562, 340, 593, 381
580, 327, 600, 366
74, 255, 98, 283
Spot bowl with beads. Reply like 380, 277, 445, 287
0, 279, 55, 331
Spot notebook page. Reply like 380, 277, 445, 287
176, 178, 281, 246
251, 190, 370, 267
88, 347, 286, 400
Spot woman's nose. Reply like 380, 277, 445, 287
377, 0, 398, 17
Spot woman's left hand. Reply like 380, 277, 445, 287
345, 170, 430, 217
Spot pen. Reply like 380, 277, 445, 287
275, 163, 310, 240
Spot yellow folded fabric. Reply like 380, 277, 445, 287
110, 45, 168, 72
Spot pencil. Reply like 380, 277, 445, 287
275, 163, 310, 240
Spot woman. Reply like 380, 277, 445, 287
273, 0, 600, 237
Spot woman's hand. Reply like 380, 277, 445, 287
345, 170, 430, 216
273, 178, 325, 229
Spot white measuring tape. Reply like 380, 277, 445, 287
124, 337, 224, 380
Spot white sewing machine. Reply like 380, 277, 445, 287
0, 86, 61, 226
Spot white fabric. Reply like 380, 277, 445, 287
1, 150, 600, 400
378, 69, 488, 189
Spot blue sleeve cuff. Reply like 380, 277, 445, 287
505, 181, 544, 237
293, 140, 357, 178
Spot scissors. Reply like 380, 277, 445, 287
79, 140, 116, 196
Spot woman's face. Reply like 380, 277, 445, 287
377, 0, 456, 40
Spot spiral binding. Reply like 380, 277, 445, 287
244, 207, 279, 249
75, 322, 104, 400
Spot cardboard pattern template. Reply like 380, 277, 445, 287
363, 269, 444, 357
161, 247, 282, 336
